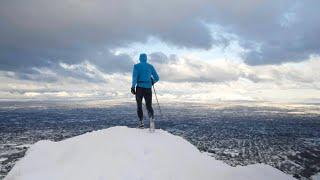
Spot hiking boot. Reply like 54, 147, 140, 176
138, 121, 144, 129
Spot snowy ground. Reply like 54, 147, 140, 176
5, 126, 294, 180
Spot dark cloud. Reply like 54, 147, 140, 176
0, 0, 319, 77
0, 0, 210, 74
202, 0, 320, 65
8, 70, 58, 83
2, 48, 133, 83
156, 19, 213, 49
89, 51, 133, 74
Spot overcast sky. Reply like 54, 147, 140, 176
0, 0, 319, 103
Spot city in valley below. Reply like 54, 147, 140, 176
0, 101, 319, 180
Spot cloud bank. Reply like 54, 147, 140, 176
0, 0, 320, 102
2, 54, 320, 102
1, 0, 320, 71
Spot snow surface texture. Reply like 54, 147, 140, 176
5, 126, 294, 180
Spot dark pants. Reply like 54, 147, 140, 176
136, 86, 154, 121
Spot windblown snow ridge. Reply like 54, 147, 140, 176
5, 126, 294, 180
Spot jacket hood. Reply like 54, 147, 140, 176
139, 53, 147, 63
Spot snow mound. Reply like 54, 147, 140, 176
5, 126, 294, 180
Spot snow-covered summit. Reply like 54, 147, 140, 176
5, 126, 294, 180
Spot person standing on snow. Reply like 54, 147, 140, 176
131, 53, 159, 128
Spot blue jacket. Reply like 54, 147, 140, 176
132, 56, 159, 88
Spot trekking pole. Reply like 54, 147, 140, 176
152, 85, 163, 118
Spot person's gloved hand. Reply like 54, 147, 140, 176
131, 87, 136, 95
